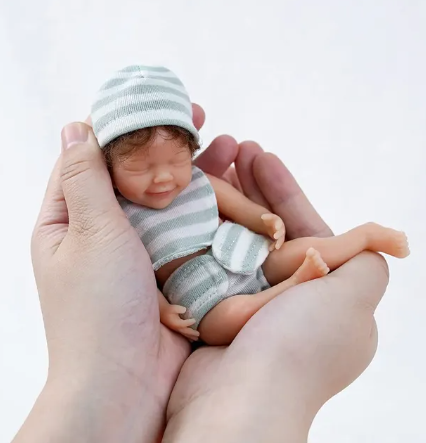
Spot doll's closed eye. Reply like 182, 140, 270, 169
173, 158, 191, 166
120, 161, 150, 174
172, 151, 191, 165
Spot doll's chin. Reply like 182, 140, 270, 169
143, 194, 175, 209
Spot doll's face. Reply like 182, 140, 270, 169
111, 128, 193, 209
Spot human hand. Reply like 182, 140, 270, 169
16, 105, 250, 443
260, 213, 286, 250
78, 105, 387, 442
162, 117, 389, 442
15, 122, 191, 443
160, 304, 200, 341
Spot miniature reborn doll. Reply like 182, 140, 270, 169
90, 65, 409, 346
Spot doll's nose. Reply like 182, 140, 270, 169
153, 170, 173, 183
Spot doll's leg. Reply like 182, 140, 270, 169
263, 222, 409, 285
198, 248, 329, 346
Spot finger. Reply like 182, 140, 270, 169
35, 156, 67, 228
274, 227, 285, 239
222, 167, 243, 191
171, 305, 187, 315
322, 251, 389, 311
254, 153, 333, 239
177, 327, 200, 339
31, 155, 68, 263
235, 141, 269, 208
260, 214, 275, 227
274, 218, 283, 230
60, 122, 123, 236
275, 235, 285, 249
194, 135, 239, 177
192, 103, 205, 131
178, 328, 200, 339
85, 115, 92, 127
179, 318, 197, 327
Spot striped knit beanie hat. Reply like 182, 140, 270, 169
90, 65, 198, 148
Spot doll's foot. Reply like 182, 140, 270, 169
291, 248, 330, 284
365, 223, 410, 258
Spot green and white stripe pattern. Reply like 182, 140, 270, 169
90, 64, 199, 148
117, 166, 219, 271
118, 166, 272, 274
118, 166, 273, 327
212, 221, 271, 274
163, 250, 270, 329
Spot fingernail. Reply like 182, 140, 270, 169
61, 123, 89, 150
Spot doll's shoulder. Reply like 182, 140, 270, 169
190, 165, 208, 183
188, 165, 215, 195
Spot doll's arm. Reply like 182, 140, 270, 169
157, 290, 200, 340
206, 173, 285, 247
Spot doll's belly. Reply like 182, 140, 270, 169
155, 248, 209, 288
155, 218, 223, 288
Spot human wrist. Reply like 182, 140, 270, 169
13, 368, 164, 443
165, 379, 318, 443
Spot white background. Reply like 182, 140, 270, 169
0, 1, 425, 442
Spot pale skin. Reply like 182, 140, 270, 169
110, 129, 410, 346
17, 107, 402, 442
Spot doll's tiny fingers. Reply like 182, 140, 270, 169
274, 218, 283, 230
188, 330, 200, 338
179, 328, 200, 339
273, 227, 285, 239
180, 318, 196, 327
179, 332, 197, 341
276, 236, 285, 249
188, 336, 199, 342
269, 242, 276, 252
270, 239, 281, 250
171, 305, 187, 314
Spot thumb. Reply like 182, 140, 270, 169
60, 122, 122, 236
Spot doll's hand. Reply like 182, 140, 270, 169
261, 213, 285, 250
161, 305, 200, 341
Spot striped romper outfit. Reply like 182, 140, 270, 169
118, 166, 272, 329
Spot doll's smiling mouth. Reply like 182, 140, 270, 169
146, 188, 176, 197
